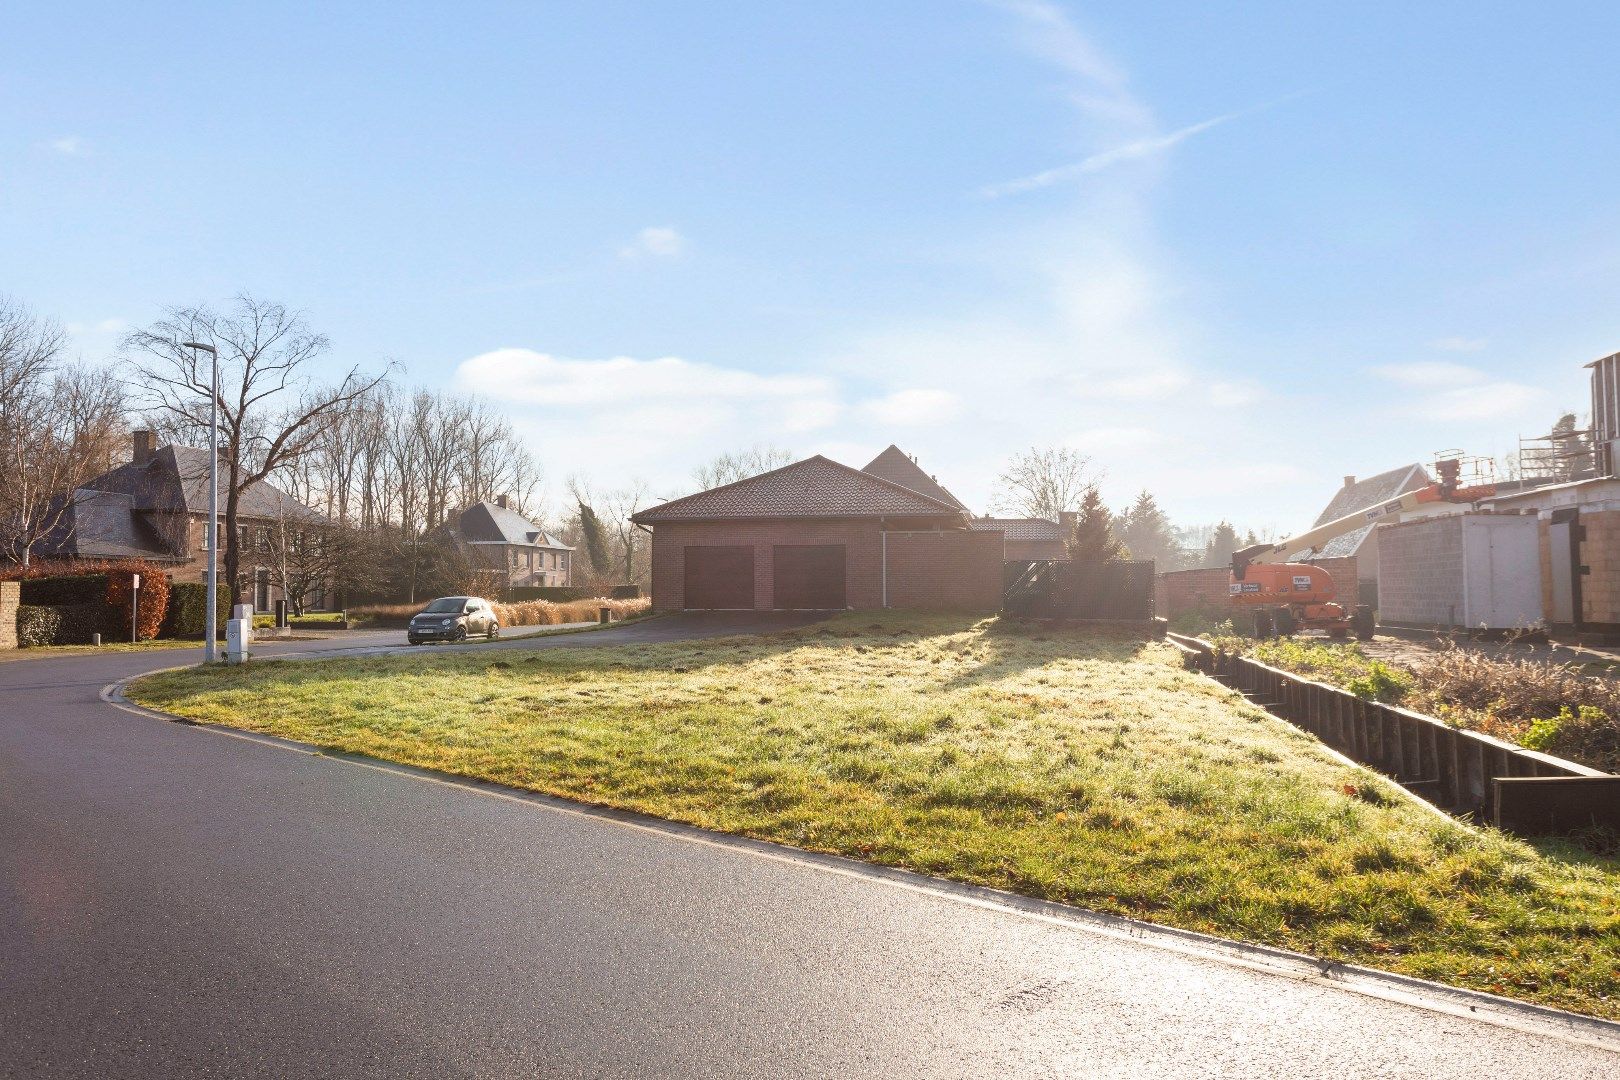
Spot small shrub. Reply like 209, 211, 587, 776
16, 605, 64, 647
106, 568, 169, 640
1344, 661, 1412, 704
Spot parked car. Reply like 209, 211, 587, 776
407, 596, 499, 644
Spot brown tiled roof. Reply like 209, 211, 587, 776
970, 517, 1066, 541
632, 455, 967, 524
861, 445, 968, 510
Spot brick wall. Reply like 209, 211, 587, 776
884, 530, 1004, 611
1376, 516, 1464, 626
1156, 556, 1360, 619
0, 581, 16, 649
1155, 567, 1230, 618
648, 520, 1001, 612
1004, 538, 1067, 562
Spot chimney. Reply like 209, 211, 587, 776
1059, 510, 1078, 529
132, 429, 156, 466
495, 494, 509, 509
1342, 475, 1357, 489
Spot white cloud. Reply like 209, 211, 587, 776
1371, 361, 1485, 387
1371, 361, 1544, 420
46, 135, 89, 156
1208, 380, 1264, 407
859, 388, 961, 426
1066, 426, 1160, 453
458, 348, 831, 411
982, 113, 1239, 198
1430, 336, 1487, 352
1086, 369, 1189, 400
619, 226, 684, 260
65, 317, 127, 336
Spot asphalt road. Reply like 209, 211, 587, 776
2, 615, 1616, 1077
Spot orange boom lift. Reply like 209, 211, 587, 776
1228, 453, 1496, 640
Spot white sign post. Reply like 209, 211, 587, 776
130, 573, 142, 643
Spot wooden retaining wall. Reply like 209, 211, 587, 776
1164, 632, 1618, 833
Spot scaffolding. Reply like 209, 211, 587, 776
1518, 424, 1596, 484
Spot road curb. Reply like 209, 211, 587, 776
102, 674, 1620, 1056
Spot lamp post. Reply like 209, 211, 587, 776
182, 341, 220, 662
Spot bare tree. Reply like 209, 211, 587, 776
991, 447, 1098, 521
692, 444, 793, 490
0, 299, 128, 564
568, 477, 651, 586
123, 296, 390, 605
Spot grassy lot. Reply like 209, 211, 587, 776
128, 613, 1620, 1019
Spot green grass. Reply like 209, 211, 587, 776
127, 613, 1620, 1019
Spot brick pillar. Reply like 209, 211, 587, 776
0, 581, 17, 650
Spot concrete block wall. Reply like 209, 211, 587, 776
0, 581, 16, 649
1375, 516, 1464, 626
884, 530, 1005, 611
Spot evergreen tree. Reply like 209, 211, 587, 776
1204, 521, 1239, 569
1117, 490, 1179, 569
576, 501, 614, 579
1067, 487, 1124, 565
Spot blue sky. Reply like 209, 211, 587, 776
5, 1, 1616, 531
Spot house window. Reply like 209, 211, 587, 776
255, 527, 270, 554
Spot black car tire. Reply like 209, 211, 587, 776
454, 625, 468, 643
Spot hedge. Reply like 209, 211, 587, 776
20, 574, 107, 606
504, 586, 596, 603
3, 559, 172, 642
17, 603, 109, 646
163, 582, 232, 639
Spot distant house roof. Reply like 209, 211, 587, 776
1313, 464, 1430, 527
454, 501, 572, 549
1291, 522, 1374, 562
631, 455, 967, 524
970, 517, 1066, 541
45, 489, 178, 561
861, 445, 968, 511
84, 445, 318, 522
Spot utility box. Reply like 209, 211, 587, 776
226, 618, 251, 664
1376, 513, 1543, 630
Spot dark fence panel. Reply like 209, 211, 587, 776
1007, 560, 1155, 620
1164, 631, 1609, 835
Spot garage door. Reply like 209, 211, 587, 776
772, 545, 846, 609
683, 545, 755, 610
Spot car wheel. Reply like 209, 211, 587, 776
454, 625, 468, 643
488, 622, 499, 639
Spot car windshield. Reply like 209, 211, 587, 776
421, 598, 466, 614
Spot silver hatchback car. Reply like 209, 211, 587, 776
407, 596, 499, 644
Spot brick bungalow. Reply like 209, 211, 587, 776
631, 451, 1004, 612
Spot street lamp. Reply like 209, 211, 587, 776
182, 341, 220, 663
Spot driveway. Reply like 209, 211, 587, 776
1, 615, 1616, 1077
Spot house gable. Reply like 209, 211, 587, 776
632, 455, 966, 525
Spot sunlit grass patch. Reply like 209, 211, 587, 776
129, 612, 1620, 1020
